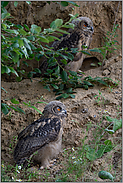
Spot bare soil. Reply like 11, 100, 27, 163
1, 1, 122, 181
1, 55, 122, 182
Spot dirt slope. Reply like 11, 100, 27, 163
1, 55, 122, 181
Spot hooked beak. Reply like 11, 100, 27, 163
91, 26, 94, 32
62, 109, 68, 117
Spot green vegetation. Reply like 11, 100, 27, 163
1, 112, 121, 181
1, 1, 121, 182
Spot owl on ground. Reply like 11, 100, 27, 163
38, 17, 94, 76
14, 101, 67, 169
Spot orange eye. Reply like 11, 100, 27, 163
83, 24, 87, 27
57, 107, 61, 111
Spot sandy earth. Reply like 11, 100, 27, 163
1, 1, 122, 181
1, 55, 122, 182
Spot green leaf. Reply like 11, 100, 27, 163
1, 65, 11, 74
61, 93, 69, 99
39, 36, 49, 43
16, 107, 25, 114
23, 102, 42, 114
69, 94, 75, 98
90, 48, 102, 53
50, 19, 63, 29
1, 87, 8, 93
68, 1, 80, 7
83, 81, 94, 87
113, 118, 122, 132
23, 38, 32, 50
62, 24, 75, 29
104, 140, 113, 152
1, 1, 9, 8
26, 1, 31, 4
105, 129, 114, 134
8, 67, 19, 76
86, 148, 96, 161
30, 106, 42, 114
98, 171, 114, 181
55, 19, 63, 27
24, 24, 30, 31
60, 59, 68, 65
34, 68, 41, 74
56, 28, 70, 35
61, 70, 68, 82
46, 35, 60, 42
10, 51, 19, 63
21, 46, 29, 58
96, 78, 108, 86
44, 85, 50, 92
6, 29, 19, 35
106, 116, 122, 132
1, 103, 9, 115
18, 39, 24, 47
51, 84, 59, 89
14, 1, 18, 7
30, 24, 41, 34
16, 76, 23, 82
80, 50, 91, 55
1, 23, 7, 30
66, 52, 74, 60
60, 1, 69, 7
55, 66, 60, 75
1, 12, 10, 19
19, 28, 27, 36
11, 98, 19, 104
27, 71, 35, 78
69, 70, 77, 77
27, 36, 35, 41
12, 43, 19, 48
56, 95, 63, 100
83, 85, 88, 90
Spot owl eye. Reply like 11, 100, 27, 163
83, 23, 88, 27
56, 107, 61, 112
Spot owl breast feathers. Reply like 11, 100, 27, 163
39, 17, 94, 76
14, 101, 67, 169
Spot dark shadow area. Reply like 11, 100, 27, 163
81, 57, 100, 71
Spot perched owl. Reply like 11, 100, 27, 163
14, 101, 67, 169
38, 17, 94, 76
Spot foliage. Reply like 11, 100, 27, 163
55, 114, 121, 182
1, 1, 119, 103
89, 24, 121, 67
1, 93, 25, 115
1, 162, 40, 182
1, 1, 79, 80
23, 100, 48, 115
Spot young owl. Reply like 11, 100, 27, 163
39, 16, 94, 76
13, 101, 67, 169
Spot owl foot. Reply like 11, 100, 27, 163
39, 159, 57, 170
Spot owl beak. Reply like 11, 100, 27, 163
91, 26, 94, 32
62, 109, 68, 116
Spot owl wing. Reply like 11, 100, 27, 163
39, 32, 85, 74
14, 117, 61, 163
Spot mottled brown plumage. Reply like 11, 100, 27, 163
14, 101, 67, 169
39, 17, 94, 76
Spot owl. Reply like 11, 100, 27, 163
13, 101, 67, 169
38, 16, 94, 76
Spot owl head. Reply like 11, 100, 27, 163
43, 101, 67, 118
69, 16, 94, 34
